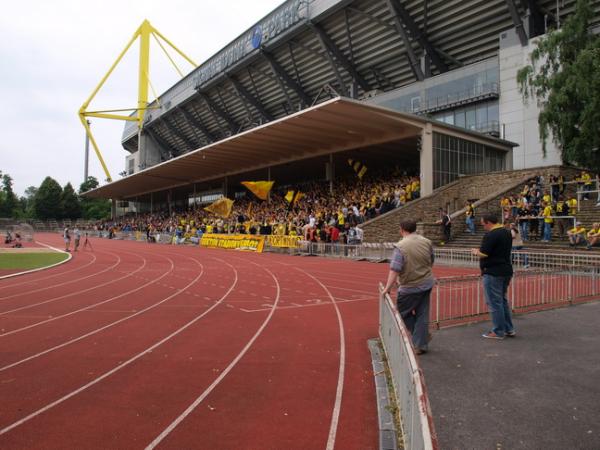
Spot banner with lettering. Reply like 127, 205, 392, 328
200, 234, 265, 252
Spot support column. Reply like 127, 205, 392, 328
329, 153, 334, 194
168, 190, 172, 215
420, 123, 434, 196
150, 192, 153, 214
111, 199, 117, 220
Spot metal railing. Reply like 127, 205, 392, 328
432, 267, 600, 325
291, 242, 600, 269
379, 283, 438, 450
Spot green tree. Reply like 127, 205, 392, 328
0, 174, 18, 218
34, 177, 63, 220
517, 0, 600, 170
61, 182, 81, 219
79, 176, 111, 220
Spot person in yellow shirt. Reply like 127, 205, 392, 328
581, 171, 592, 200
586, 223, 600, 250
567, 196, 578, 217
541, 202, 553, 242
568, 222, 586, 246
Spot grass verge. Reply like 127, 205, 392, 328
378, 339, 405, 449
0, 252, 68, 271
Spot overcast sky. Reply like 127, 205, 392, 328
0, 0, 284, 196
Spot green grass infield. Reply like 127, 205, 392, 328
0, 252, 69, 271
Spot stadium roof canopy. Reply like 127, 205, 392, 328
86, 97, 515, 200
119, 0, 596, 161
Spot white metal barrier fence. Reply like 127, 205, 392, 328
379, 283, 438, 450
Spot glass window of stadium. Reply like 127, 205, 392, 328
432, 133, 506, 189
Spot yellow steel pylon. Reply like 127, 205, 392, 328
79, 20, 197, 182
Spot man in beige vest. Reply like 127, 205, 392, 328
383, 219, 435, 354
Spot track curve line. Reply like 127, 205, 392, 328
0, 251, 149, 334
294, 265, 346, 450
0, 253, 146, 318
0, 252, 97, 291
0, 250, 122, 302
0, 255, 188, 371
145, 259, 281, 450
0, 258, 239, 438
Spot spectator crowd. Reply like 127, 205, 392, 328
96, 172, 421, 245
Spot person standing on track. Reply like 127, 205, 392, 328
471, 214, 515, 340
382, 219, 435, 355
63, 226, 71, 252
73, 227, 81, 252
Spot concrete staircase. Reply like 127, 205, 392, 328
361, 165, 581, 243
446, 188, 600, 252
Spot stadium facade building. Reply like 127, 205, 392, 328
88, 0, 599, 208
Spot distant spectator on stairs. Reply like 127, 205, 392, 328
436, 208, 451, 245
465, 200, 476, 234
568, 222, 587, 247
554, 196, 570, 238
541, 201, 553, 242
586, 223, 600, 250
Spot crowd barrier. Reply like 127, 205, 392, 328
379, 283, 438, 450
432, 267, 600, 325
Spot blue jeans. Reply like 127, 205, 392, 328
483, 275, 514, 336
519, 221, 529, 241
543, 222, 552, 241
466, 216, 475, 233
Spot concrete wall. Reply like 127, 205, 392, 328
499, 29, 562, 170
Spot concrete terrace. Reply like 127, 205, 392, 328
419, 302, 600, 450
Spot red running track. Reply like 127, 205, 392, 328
0, 234, 471, 449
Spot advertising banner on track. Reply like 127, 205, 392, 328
266, 235, 302, 249
200, 234, 265, 252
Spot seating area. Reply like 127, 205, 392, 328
96, 172, 420, 243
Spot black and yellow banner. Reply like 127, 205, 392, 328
266, 235, 302, 248
200, 234, 265, 252
284, 190, 305, 206
348, 159, 367, 179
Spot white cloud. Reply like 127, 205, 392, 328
0, 0, 284, 195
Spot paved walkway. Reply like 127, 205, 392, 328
419, 302, 600, 450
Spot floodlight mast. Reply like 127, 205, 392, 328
78, 19, 197, 182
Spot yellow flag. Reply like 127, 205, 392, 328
241, 181, 274, 200
348, 159, 367, 179
204, 197, 234, 218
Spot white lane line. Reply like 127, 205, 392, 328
240, 296, 376, 313
0, 242, 72, 281
0, 251, 147, 318
0, 250, 97, 290
0, 256, 184, 372
294, 266, 346, 450
0, 259, 239, 437
145, 262, 280, 449
0, 250, 122, 302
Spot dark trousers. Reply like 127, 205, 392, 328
397, 289, 432, 351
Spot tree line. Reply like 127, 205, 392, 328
0, 172, 110, 221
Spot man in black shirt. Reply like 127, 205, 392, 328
471, 214, 515, 339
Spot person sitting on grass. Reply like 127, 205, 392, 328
586, 223, 600, 250
12, 233, 22, 248
568, 222, 587, 247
